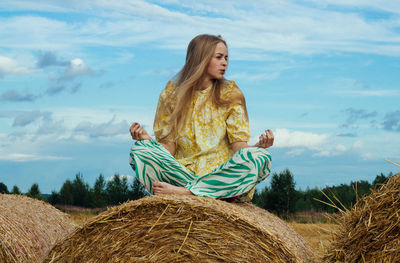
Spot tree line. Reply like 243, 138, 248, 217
252, 169, 393, 218
0, 173, 148, 208
0, 170, 395, 216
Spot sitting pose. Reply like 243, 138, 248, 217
129, 34, 274, 201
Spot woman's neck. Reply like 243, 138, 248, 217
201, 78, 213, 90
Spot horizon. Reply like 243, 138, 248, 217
1, 167, 396, 195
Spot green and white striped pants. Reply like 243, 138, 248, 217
129, 140, 271, 199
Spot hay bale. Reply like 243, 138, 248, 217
324, 173, 400, 262
0, 194, 77, 263
43, 195, 316, 263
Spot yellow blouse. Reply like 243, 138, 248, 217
153, 80, 250, 176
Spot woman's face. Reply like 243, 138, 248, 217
206, 42, 228, 81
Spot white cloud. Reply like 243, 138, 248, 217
1, 1, 400, 56
0, 1, 72, 13
69, 58, 89, 74
114, 51, 134, 64
0, 16, 73, 50
360, 151, 375, 160
338, 89, 400, 97
352, 140, 364, 150
227, 61, 294, 81
74, 116, 129, 138
331, 78, 400, 97
0, 106, 155, 160
306, 1, 400, 15
12, 111, 51, 127
0, 153, 71, 162
286, 148, 305, 156
313, 150, 331, 157
336, 144, 347, 152
271, 128, 354, 157
0, 55, 32, 77
37, 118, 66, 135
49, 106, 154, 132
229, 72, 280, 82
349, 139, 386, 160
346, 140, 375, 160
55, 58, 94, 82
274, 128, 330, 149
107, 174, 134, 182
1, 90, 39, 102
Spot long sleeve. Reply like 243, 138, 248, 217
153, 81, 175, 142
226, 103, 250, 143
225, 81, 250, 143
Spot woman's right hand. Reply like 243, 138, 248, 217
254, 129, 274, 149
130, 122, 152, 141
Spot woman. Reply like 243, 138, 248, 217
129, 34, 274, 201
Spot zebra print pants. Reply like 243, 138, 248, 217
129, 140, 271, 200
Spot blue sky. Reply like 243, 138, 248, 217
0, 0, 399, 193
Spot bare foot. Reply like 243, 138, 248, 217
152, 181, 193, 196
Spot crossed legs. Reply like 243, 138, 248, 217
130, 140, 271, 199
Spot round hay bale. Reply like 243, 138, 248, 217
324, 173, 400, 262
0, 194, 77, 263
43, 195, 316, 263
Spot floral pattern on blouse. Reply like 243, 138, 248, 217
154, 80, 250, 176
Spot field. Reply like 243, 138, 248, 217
68, 211, 338, 260
288, 222, 338, 259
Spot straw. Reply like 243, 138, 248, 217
43, 195, 317, 263
324, 172, 400, 262
0, 194, 77, 263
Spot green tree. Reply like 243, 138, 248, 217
106, 174, 130, 205
372, 173, 388, 188
11, 185, 21, 194
27, 183, 43, 200
352, 180, 371, 200
251, 188, 261, 206
129, 177, 148, 201
59, 179, 74, 205
307, 188, 330, 211
48, 190, 60, 205
252, 186, 270, 208
0, 182, 9, 194
71, 173, 91, 207
265, 169, 298, 217
294, 188, 313, 212
254, 170, 395, 214
92, 174, 107, 208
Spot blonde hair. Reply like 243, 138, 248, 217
162, 34, 248, 141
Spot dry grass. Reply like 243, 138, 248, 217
288, 211, 336, 224
324, 172, 400, 262
289, 222, 338, 260
67, 211, 97, 226
68, 204, 337, 261
68, 205, 343, 262
68, 210, 338, 260
69, 211, 337, 261
0, 194, 77, 263
44, 195, 316, 263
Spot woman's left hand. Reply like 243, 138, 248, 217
255, 129, 274, 148
130, 122, 152, 141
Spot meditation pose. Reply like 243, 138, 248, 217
129, 34, 274, 201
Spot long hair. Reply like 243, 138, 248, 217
162, 34, 248, 141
